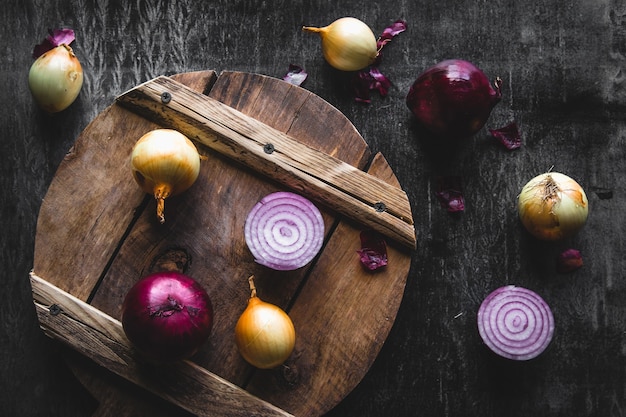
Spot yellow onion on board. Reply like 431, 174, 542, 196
130, 129, 201, 224
235, 276, 296, 369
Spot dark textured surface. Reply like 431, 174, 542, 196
2, 0, 625, 416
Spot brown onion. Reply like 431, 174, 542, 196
29, 43, 83, 113
130, 129, 201, 224
235, 276, 296, 369
517, 172, 589, 240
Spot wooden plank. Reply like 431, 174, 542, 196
30, 272, 294, 417
116, 76, 416, 249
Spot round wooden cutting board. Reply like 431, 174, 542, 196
31, 70, 413, 417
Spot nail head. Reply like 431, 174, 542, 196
49, 304, 62, 316
264, 143, 275, 154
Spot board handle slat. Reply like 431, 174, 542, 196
116, 76, 416, 249
29, 272, 294, 417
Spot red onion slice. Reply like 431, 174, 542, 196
245, 191, 324, 271
477, 286, 554, 361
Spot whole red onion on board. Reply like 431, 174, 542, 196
121, 271, 213, 362
406, 59, 502, 139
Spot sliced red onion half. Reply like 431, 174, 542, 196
477, 285, 554, 361
244, 191, 324, 271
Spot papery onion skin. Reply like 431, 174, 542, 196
303, 17, 378, 72
557, 248, 583, 273
406, 59, 502, 139
28, 44, 83, 113
131, 129, 201, 223
235, 276, 296, 369
517, 172, 589, 241
121, 271, 213, 362
244, 191, 324, 271
477, 285, 554, 361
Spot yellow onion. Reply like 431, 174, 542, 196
303, 17, 378, 71
28, 44, 83, 113
130, 129, 201, 224
517, 172, 589, 240
235, 276, 296, 369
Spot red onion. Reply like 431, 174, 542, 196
406, 59, 502, 139
244, 191, 324, 271
121, 271, 213, 362
477, 286, 554, 361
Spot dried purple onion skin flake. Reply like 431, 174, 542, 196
557, 248, 583, 273
374, 19, 407, 65
33, 28, 76, 58
353, 19, 406, 102
435, 176, 465, 213
489, 121, 522, 150
357, 230, 388, 271
283, 64, 308, 86
353, 68, 392, 103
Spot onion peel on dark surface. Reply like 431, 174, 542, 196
283, 64, 307, 86
353, 67, 392, 103
357, 230, 388, 271
33, 28, 76, 58
374, 19, 407, 65
353, 19, 406, 103
556, 248, 583, 273
435, 176, 465, 212
489, 121, 522, 150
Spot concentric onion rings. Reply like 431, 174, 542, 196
477, 285, 554, 361
244, 191, 324, 271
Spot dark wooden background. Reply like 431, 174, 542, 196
2, 0, 625, 416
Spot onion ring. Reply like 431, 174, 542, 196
477, 285, 554, 360
244, 191, 324, 271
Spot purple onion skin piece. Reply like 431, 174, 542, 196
477, 285, 554, 361
406, 59, 502, 140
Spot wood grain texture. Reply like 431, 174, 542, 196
3, 0, 626, 416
